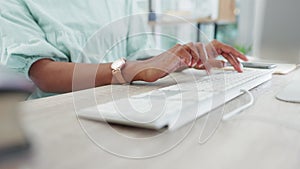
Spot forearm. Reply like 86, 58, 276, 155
29, 59, 144, 93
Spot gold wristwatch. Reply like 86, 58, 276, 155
111, 58, 128, 84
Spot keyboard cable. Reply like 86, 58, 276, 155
222, 89, 255, 121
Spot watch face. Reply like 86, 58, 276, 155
111, 58, 126, 70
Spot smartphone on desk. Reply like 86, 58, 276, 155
241, 62, 277, 69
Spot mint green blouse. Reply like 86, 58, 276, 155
0, 0, 155, 99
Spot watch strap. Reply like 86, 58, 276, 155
112, 70, 127, 84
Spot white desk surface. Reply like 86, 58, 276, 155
18, 68, 300, 169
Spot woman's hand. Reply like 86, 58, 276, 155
29, 40, 248, 93
209, 40, 248, 72
128, 40, 248, 83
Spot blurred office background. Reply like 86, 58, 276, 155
134, 0, 255, 55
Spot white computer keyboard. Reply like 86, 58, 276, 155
78, 68, 273, 130
160, 69, 271, 92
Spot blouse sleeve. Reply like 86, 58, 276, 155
0, 0, 69, 79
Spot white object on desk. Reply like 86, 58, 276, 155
276, 78, 300, 103
79, 69, 273, 130
272, 64, 298, 75
244, 56, 298, 75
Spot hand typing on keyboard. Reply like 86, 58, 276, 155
132, 40, 248, 83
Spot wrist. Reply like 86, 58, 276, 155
122, 60, 145, 82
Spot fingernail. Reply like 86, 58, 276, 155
192, 62, 197, 67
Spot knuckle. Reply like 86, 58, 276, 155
196, 42, 203, 46
186, 42, 194, 47
182, 44, 191, 53
175, 43, 182, 48
212, 39, 218, 44
196, 43, 204, 49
